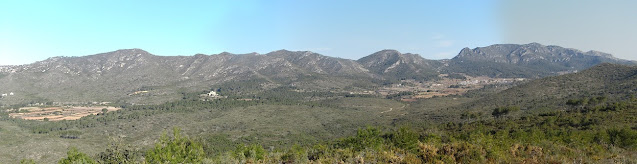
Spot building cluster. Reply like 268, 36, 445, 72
199, 91, 227, 101
207, 91, 218, 97
458, 78, 526, 86
0, 92, 14, 98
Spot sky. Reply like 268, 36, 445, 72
0, 0, 635, 65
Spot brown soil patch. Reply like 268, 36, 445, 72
382, 76, 525, 100
9, 106, 120, 121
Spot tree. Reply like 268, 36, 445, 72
145, 128, 205, 163
607, 128, 637, 148
566, 99, 581, 106
58, 147, 97, 164
98, 139, 140, 163
102, 108, 108, 114
337, 126, 384, 151
388, 127, 419, 153
492, 106, 520, 118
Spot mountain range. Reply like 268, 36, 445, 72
0, 43, 634, 105
444, 43, 634, 77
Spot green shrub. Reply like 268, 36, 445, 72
145, 128, 205, 163
97, 141, 141, 163
388, 127, 419, 153
337, 126, 383, 151
20, 159, 36, 164
58, 147, 97, 164
492, 106, 520, 118
232, 144, 266, 162
607, 128, 637, 149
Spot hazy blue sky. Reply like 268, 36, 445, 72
1, 0, 635, 65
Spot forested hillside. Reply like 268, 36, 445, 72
461, 63, 637, 112
42, 95, 637, 163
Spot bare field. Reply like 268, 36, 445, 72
378, 75, 525, 101
9, 106, 119, 121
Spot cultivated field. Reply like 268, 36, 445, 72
8, 106, 119, 121
378, 75, 525, 101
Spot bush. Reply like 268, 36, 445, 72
145, 128, 205, 163
492, 106, 520, 118
58, 147, 97, 164
232, 144, 266, 162
20, 159, 35, 164
607, 128, 637, 149
337, 127, 383, 151
58, 130, 82, 139
97, 140, 141, 163
388, 127, 419, 153
282, 144, 307, 163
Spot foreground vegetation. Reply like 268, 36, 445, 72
0, 90, 417, 163
43, 96, 637, 163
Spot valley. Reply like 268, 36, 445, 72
3, 0, 636, 162
0, 44, 636, 163
376, 75, 525, 101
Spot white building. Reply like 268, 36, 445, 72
207, 91, 218, 97
9, 92, 13, 96
1, 93, 7, 97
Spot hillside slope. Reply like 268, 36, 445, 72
463, 63, 637, 110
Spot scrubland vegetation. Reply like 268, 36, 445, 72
5, 94, 634, 163
1, 64, 636, 163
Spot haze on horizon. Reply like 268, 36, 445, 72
1, 0, 635, 65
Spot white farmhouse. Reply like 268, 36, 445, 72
9, 92, 14, 96
207, 91, 218, 97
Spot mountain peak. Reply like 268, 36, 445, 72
373, 49, 401, 55
94, 48, 154, 59
357, 49, 440, 80
110, 48, 151, 55
265, 49, 318, 57
455, 47, 473, 58
585, 50, 614, 58
271, 49, 292, 53
218, 52, 236, 56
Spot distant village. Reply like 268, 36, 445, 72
0, 92, 15, 98
348, 74, 527, 101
